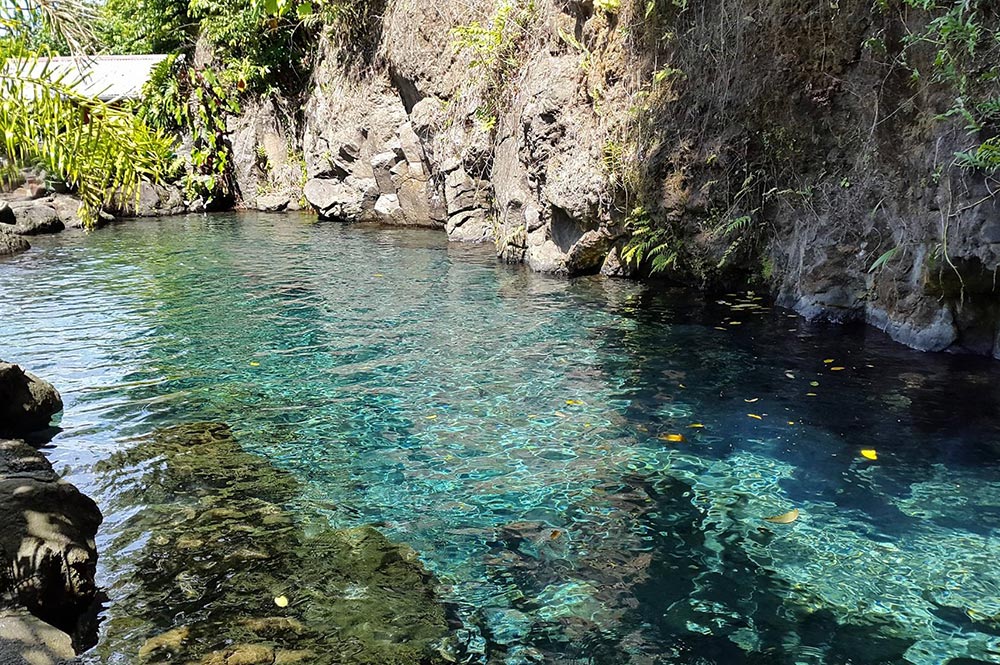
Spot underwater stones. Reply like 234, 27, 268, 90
239, 617, 305, 638
139, 625, 191, 661
201, 643, 274, 665
0, 439, 102, 628
0, 361, 64, 436
97, 422, 454, 664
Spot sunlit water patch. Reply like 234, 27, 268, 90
2, 213, 1000, 664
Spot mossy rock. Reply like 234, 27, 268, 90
97, 423, 453, 664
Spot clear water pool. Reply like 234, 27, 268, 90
2, 212, 1000, 664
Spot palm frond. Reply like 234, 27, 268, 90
0, 50, 174, 226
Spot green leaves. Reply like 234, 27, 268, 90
1, 18, 173, 228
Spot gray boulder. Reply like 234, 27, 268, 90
303, 177, 377, 221
0, 362, 63, 436
6, 202, 64, 236
0, 229, 29, 257
0, 439, 102, 627
0, 609, 75, 665
256, 193, 290, 212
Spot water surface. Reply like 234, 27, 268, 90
2, 213, 999, 664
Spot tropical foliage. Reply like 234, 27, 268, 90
0, 0, 174, 228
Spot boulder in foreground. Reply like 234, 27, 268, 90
0, 362, 63, 436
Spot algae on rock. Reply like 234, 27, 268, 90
91, 422, 455, 665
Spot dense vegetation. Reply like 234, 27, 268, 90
616, 0, 1000, 279
0, 0, 173, 227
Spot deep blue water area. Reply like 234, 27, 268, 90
2, 213, 1000, 664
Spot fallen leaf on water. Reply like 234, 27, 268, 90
549, 530, 563, 540
636, 424, 649, 432
659, 433, 686, 443
274, 595, 289, 608
785, 372, 796, 379
810, 381, 820, 387
249, 362, 260, 367
831, 367, 846, 371
566, 399, 585, 406
729, 321, 743, 326
764, 508, 800, 524
824, 359, 835, 364
861, 449, 878, 461
715, 327, 728, 331
425, 415, 438, 420
688, 423, 705, 429
806, 392, 818, 397
748, 414, 763, 420
787, 421, 796, 425
745, 398, 759, 403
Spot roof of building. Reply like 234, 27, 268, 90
20, 54, 172, 102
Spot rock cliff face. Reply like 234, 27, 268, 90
236, 0, 998, 358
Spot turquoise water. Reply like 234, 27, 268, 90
2, 212, 1000, 664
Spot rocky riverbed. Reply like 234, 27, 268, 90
0, 357, 468, 663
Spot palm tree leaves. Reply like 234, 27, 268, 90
1, 0, 173, 228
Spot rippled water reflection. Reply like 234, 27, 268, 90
2, 213, 1000, 664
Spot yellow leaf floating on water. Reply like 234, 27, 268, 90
566, 399, 585, 406
831, 367, 846, 371
425, 415, 438, 420
824, 359, 835, 364
274, 595, 289, 608
249, 362, 260, 367
659, 433, 686, 443
764, 508, 800, 524
374, 274, 385, 278
806, 392, 818, 397
748, 414, 763, 420
861, 449, 878, 460
810, 381, 820, 387
688, 423, 705, 429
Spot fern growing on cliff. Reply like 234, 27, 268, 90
451, 1, 538, 132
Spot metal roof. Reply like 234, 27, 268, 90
19, 54, 172, 102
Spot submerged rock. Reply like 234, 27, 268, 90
0, 439, 102, 631
96, 422, 455, 664
0, 362, 63, 437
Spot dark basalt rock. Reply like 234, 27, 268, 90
0, 362, 63, 437
0, 438, 103, 633
0, 229, 29, 258
4, 202, 64, 236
